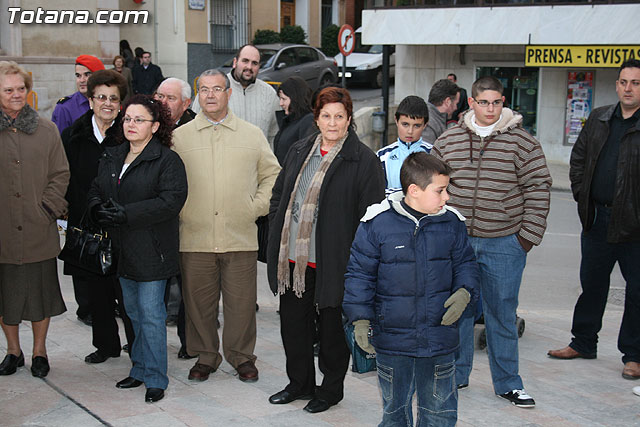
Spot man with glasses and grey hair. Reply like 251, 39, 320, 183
172, 69, 280, 384
432, 75, 552, 408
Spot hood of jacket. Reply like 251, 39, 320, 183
461, 107, 522, 138
361, 191, 465, 224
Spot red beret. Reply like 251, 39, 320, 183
75, 55, 105, 72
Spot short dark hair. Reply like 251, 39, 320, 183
619, 59, 640, 77
87, 69, 128, 100
447, 73, 457, 81
395, 95, 428, 122
428, 79, 460, 106
400, 152, 453, 194
235, 44, 260, 61
142, 51, 151, 57
279, 76, 312, 121
118, 95, 173, 147
471, 76, 503, 97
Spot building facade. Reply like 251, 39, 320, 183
361, 1, 640, 163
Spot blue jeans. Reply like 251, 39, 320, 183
570, 205, 640, 363
376, 352, 457, 427
455, 234, 526, 395
119, 278, 168, 390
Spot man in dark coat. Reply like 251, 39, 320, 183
548, 59, 640, 381
132, 51, 164, 95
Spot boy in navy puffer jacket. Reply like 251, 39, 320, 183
344, 152, 479, 427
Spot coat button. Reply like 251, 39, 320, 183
214, 211, 218, 215
112, 173, 116, 177
15, 160, 20, 164
17, 226, 22, 231
15, 193, 21, 198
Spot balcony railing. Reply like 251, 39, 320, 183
365, 0, 640, 8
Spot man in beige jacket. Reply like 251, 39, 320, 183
172, 69, 281, 383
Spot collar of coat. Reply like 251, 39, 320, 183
64, 109, 121, 146
193, 109, 239, 132
461, 107, 522, 138
296, 128, 362, 162
107, 134, 163, 163
360, 191, 466, 224
0, 104, 39, 134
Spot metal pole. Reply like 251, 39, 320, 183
382, 45, 391, 147
342, 55, 347, 88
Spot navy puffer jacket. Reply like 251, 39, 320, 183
343, 193, 479, 358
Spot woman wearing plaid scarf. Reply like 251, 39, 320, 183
266, 87, 385, 414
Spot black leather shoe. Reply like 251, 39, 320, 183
84, 351, 120, 364
0, 352, 24, 375
145, 388, 164, 403
269, 389, 314, 404
178, 346, 196, 359
31, 356, 50, 378
122, 344, 129, 354
116, 376, 143, 389
303, 398, 332, 413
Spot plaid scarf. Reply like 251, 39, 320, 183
276, 132, 348, 297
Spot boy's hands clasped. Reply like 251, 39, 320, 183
441, 288, 471, 326
353, 319, 375, 354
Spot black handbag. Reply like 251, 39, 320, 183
256, 215, 269, 263
58, 212, 115, 276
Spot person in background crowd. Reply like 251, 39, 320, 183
61, 70, 135, 365
447, 73, 469, 121
119, 40, 135, 69
433, 75, 552, 408
112, 56, 133, 103
0, 61, 70, 378
378, 95, 431, 195
154, 77, 196, 360
134, 47, 144, 67
548, 59, 640, 381
273, 76, 315, 165
173, 69, 280, 384
422, 78, 460, 144
52, 54, 105, 135
266, 86, 385, 414
132, 52, 164, 95
88, 95, 187, 403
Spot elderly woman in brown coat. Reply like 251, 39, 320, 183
0, 61, 70, 378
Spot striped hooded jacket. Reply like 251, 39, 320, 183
431, 108, 552, 246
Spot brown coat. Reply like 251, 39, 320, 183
0, 105, 70, 264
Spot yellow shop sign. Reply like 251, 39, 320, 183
525, 46, 640, 68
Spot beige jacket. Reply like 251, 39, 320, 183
172, 110, 280, 253
0, 106, 69, 264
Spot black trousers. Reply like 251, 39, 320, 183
76, 274, 135, 355
164, 275, 187, 348
72, 276, 91, 318
570, 205, 640, 363
279, 265, 350, 404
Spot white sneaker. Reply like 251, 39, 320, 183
499, 389, 536, 408
633, 386, 640, 397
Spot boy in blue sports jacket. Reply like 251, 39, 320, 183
344, 152, 479, 427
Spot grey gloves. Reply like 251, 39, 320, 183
441, 288, 471, 326
353, 319, 375, 354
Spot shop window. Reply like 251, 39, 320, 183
476, 67, 539, 135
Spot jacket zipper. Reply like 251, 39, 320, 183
469, 136, 487, 234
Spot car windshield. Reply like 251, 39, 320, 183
258, 49, 279, 69
352, 32, 382, 54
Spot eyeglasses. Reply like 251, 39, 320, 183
199, 86, 227, 96
154, 93, 178, 102
93, 94, 120, 103
473, 98, 503, 108
123, 116, 154, 125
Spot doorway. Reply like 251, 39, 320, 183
281, 0, 295, 28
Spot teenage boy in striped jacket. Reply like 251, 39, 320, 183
432, 75, 552, 408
